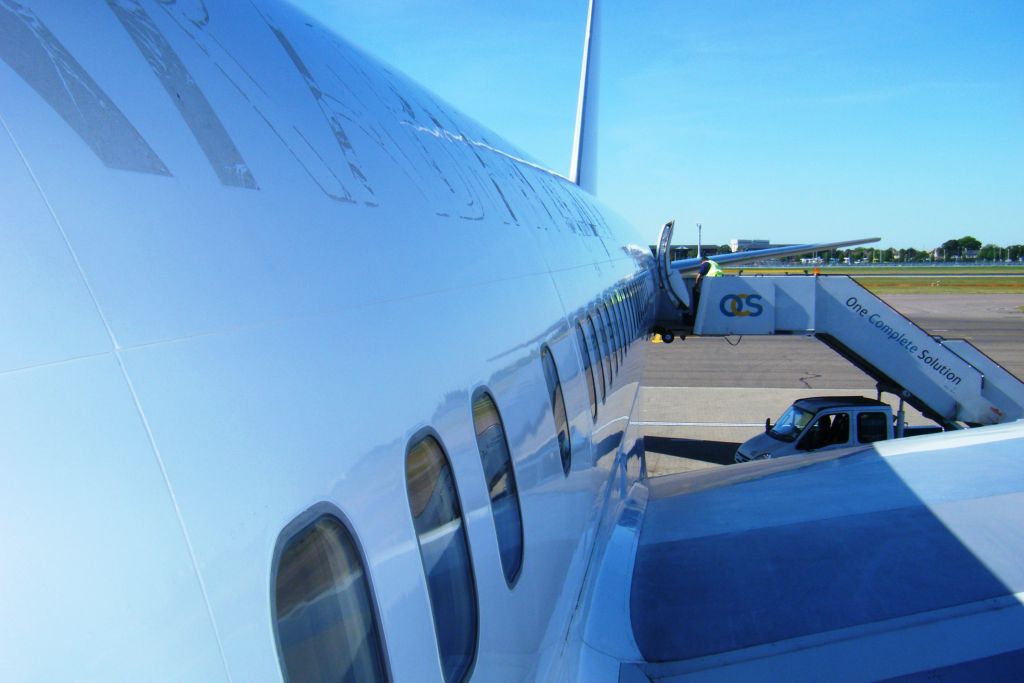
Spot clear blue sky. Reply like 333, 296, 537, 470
290, 1, 1022, 250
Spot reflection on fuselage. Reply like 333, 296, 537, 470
0, 1, 655, 680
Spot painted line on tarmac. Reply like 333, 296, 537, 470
635, 420, 763, 427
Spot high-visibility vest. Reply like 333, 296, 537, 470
706, 259, 723, 277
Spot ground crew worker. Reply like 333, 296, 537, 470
692, 255, 723, 319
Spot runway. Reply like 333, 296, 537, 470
640, 294, 1024, 475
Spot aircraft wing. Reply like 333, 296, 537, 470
672, 236, 881, 273
625, 420, 1024, 680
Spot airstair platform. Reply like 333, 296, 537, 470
690, 275, 1024, 427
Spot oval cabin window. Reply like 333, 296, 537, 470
575, 323, 598, 419
601, 303, 618, 376
612, 295, 627, 359
274, 514, 389, 683
586, 314, 607, 403
596, 307, 614, 385
406, 435, 478, 682
472, 391, 525, 585
541, 345, 572, 475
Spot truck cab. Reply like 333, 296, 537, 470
735, 396, 898, 463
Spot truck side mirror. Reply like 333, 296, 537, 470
765, 418, 771, 433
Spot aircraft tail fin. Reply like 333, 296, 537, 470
569, 0, 600, 194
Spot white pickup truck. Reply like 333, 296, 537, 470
735, 396, 944, 463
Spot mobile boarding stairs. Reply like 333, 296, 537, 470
654, 257, 1024, 430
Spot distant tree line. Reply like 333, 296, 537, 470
816, 236, 1024, 263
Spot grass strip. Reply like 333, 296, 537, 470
717, 270, 1024, 294
851, 277, 1024, 295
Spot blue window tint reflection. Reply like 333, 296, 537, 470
586, 315, 606, 403
406, 436, 478, 683
472, 391, 525, 585
612, 296, 626, 359
575, 323, 598, 419
274, 515, 388, 683
541, 345, 572, 475
601, 303, 618, 376
595, 308, 614, 387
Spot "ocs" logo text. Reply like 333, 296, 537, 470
720, 293, 765, 317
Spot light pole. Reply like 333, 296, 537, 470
696, 223, 702, 258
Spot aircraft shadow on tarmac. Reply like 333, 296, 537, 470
644, 436, 740, 466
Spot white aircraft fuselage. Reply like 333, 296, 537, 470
1, 1, 652, 680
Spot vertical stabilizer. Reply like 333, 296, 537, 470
569, 0, 600, 194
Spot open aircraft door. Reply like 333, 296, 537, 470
653, 221, 693, 341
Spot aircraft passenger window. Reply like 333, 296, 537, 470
600, 304, 618, 376
585, 315, 607, 403
613, 298, 625, 356
611, 297, 626, 360
610, 296, 618, 358
624, 291, 635, 343
633, 285, 641, 333
575, 323, 598, 419
274, 514, 389, 683
634, 287, 642, 334
472, 391, 525, 585
857, 412, 889, 443
636, 284, 645, 326
594, 309, 614, 388
406, 436, 478, 683
541, 345, 572, 475
634, 282, 643, 325
605, 299, 618, 358
628, 287, 637, 336
621, 294, 631, 348
644, 280, 652, 321
624, 290, 636, 341
610, 301, 622, 367
616, 295, 627, 349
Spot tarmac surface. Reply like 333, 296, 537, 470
640, 294, 1024, 476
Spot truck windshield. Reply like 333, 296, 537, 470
770, 406, 815, 442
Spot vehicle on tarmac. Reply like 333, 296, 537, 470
734, 396, 944, 463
